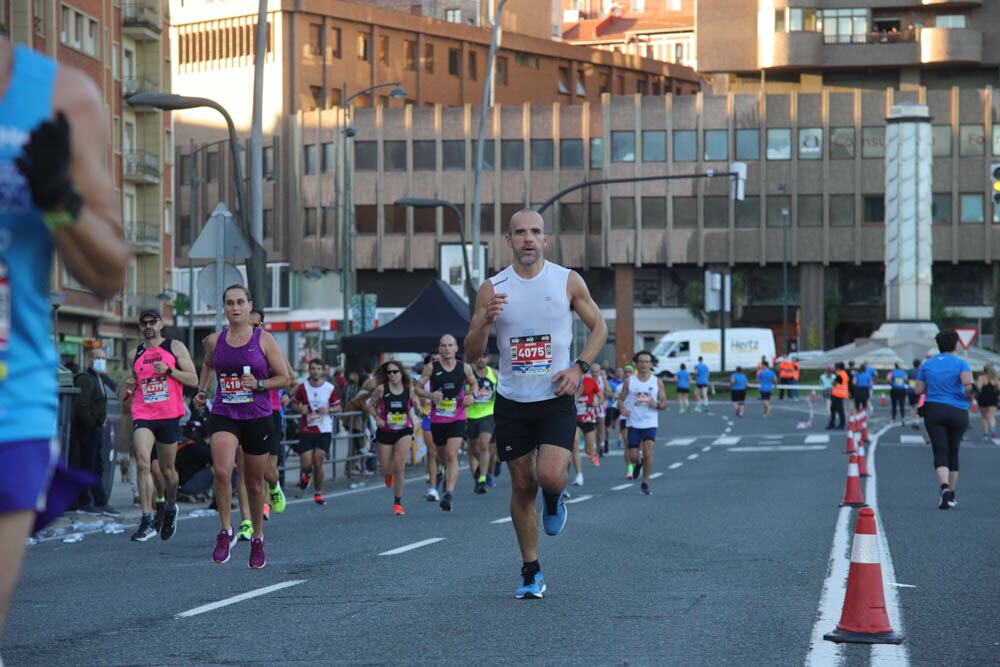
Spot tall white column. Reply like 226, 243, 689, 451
884, 103, 933, 321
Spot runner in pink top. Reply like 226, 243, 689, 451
122, 308, 199, 543
367, 360, 419, 516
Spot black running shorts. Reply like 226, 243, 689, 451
431, 420, 466, 445
376, 427, 413, 445
293, 432, 332, 455
494, 393, 576, 462
208, 414, 274, 456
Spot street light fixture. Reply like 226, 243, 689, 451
394, 197, 475, 315
126, 92, 266, 303
339, 82, 406, 336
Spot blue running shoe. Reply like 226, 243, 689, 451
542, 492, 567, 536
515, 569, 546, 599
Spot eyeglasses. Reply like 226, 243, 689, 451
387, 369, 401, 375
139, 319, 159, 327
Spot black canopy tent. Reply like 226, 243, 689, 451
341, 279, 496, 357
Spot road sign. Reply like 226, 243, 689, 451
955, 327, 978, 350
189, 202, 252, 260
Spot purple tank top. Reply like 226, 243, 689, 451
211, 327, 272, 420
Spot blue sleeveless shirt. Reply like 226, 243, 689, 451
0, 46, 59, 444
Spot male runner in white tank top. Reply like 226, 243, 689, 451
465, 209, 607, 599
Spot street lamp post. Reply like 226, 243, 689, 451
339, 82, 406, 336
126, 92, 266, 303
781, 204, 790, 355
394, 197, 475, 315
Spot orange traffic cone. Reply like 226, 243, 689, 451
879, 393, 888, 407
860, 410, 871, 443
824, 508, 904, 644
845, 415, 857, 453
840, 454, 866, 507
971, 401, 978, 414
856, 440, 869, 477
811, 390, 817, 403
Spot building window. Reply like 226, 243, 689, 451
424, 43, 434, 73
642, 131, 666, 162
559, 203, 585, 233
576, 69, 585, 96
932, 194, 951, 223
862, 195, 884, 224
478, 140, 495, 171
590, 138, 604, 169
861, 127, 885, 158
515, 52, 540, 69
673, 130, 697, 162
958, 124, 985, 157
641, 197, 666, 229
331, 27, 341, 57
766, 196, 791, 227
404, 40, 416, 70
766, 128, 792, 160
384, 141, 406, 171
531, 139, 554, 170
611, 197, 636, 229
378, 35, 389, 65
354, 142, 377, 171
413, 140, 435, 170
829, 195, 854, 227
321, 143, 334, 173
330, 88, 342, 107
819, 8, 868, 44
443, 140, 465, 170
830, 127, 854, 159
673, 197, 696, 228
559, 139, 584, 170
936, 15, 966, 29
735, 197, 760, 228
308, 86, 322, 110
598, 71, 610, 94
932, 125, 952, 157
468, 51, 478, 81
448, 48, 461, 76
611, 131, 636, 163
558, 67, 571, 95
496, 56, 508, 85
303, 145, 317, 174
704, 129, 728, 161
358, 34, 370, 61
735, 129, 760, 160
799, 128, 823, 160
959, 194, 984, 223
704, 197, 728, 228
308, 23, 321, 55
445, 8, 461, 23
501, 140, 524, 169
304, 208, 319, 236
799, 195, 822, 227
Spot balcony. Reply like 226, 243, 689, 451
920, 27, 983, 64
124, 291, 162, 318
125, 220, 161, 255
123, 150, 161, 184
122, 76, 159, 98
122, 1, 162, 41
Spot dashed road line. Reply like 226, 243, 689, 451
176, 580, 306, 619
379, 538, 445, 556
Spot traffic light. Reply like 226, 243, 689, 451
991, 163, 1000, 205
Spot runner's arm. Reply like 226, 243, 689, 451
464, 280, 499, 362
170, 340, 200, 388
259, 331, 292, 391
656, 379, 669, 410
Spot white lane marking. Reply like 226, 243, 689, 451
900, 435, 924, 444
686, 453, 699, 460
728, 445, 827, 453
649, 472, 664, 480
713, 436, 740, 445
611, 483, 633, 491
804, 507, 850, 666
668, 462, 683, 470
490, 517, 512, 524
175, 580, 306, 619
701, 446, 711, 452
889, 583, 916, 588
805, 435, 830, 444
666, 438, 696, 446
564, 494, 593, 504
379, 538, 445, 556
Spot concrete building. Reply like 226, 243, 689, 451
3, 1, 171, 369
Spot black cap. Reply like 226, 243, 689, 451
138, 309, 161, 323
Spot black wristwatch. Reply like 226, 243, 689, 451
256, 380, 265, 391
574, 359, 590, 374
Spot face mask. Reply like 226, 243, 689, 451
93, 359, 107, 373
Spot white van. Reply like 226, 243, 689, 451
650, 328, 776, 376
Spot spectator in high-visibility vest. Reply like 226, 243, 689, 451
789, 355, 801, 399
826, 362, 851, 429
777, 357, 795, 400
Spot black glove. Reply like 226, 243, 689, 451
14, 111, 76, 212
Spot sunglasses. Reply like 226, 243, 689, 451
139, 319, 159, 327
387, 369, 401, 375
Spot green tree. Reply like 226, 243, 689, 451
684, 282, 706, 325
931, 297, 964, 331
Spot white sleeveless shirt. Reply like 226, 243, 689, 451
492, 260, 572, 403
624, 374, 659, 429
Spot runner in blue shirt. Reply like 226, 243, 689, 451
675, 363, 691, 413
756, 361, 777, 417
729, 367, 748, 418
888, 362, 909, 424
853, 363, 874, 412
694, 357, 710, 412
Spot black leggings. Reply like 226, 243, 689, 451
922, 401, 968, 470
890, 388, 907, 420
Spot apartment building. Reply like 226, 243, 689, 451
696, 1, 1000, 93
2, 1, 171, 368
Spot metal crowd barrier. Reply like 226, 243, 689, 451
279, 410, 378, 483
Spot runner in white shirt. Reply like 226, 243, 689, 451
619, 351, 668, 495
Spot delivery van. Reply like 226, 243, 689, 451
650, 328, 776, 376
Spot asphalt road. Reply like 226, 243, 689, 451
4, 397, 999, 666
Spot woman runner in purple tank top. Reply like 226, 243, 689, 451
193, 285, 291, 569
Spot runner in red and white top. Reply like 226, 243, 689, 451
291, 358, 341, 505
575, 372, 602, 476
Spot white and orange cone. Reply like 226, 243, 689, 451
856, 440, 869, 477
844, 415, 857, 454
840, 454, 866, 507
860, 410, 871, 443
824, 507, 904, 644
